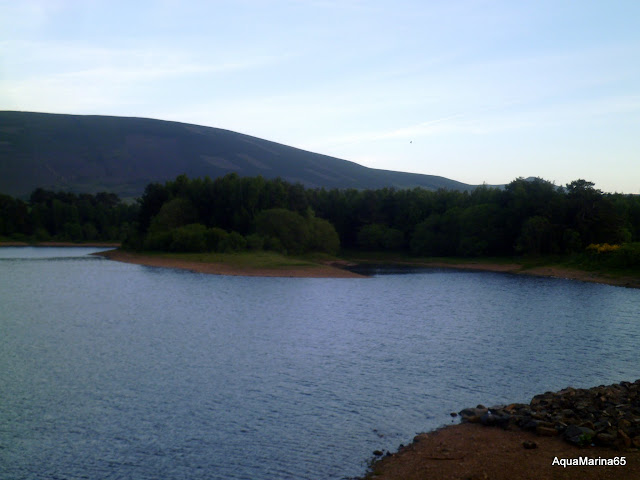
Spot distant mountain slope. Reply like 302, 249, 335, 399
0, 111, 476, 198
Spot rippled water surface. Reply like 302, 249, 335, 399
1, 247, 639, 479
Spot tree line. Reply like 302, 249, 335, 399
124, 174, 640, 262
2, 174, 639, 267
0, 188, 138, 242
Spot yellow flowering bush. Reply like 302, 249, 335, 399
586, 243, 621, 254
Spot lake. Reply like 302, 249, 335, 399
1, 247, 638, 479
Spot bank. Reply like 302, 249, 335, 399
362, 380, 640, 480
89, 248, 640, 287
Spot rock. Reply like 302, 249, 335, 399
480, 413, 497, 426
595, 433, 616, 446
618, 429, 632, 448
450, 412, 458, 417
536, 426, 558, 437
373, 450, 384, 456
457, 378, 640, 449
459, 407, 488, 423
564, 426, 595, 446
522, 440, 538, 449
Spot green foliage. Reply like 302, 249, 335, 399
586, 242, 640, 268
516, 216, 554, 255
410, 210, 461, 256
204, 227, 229, 252
308, 216, 340, 254
149, 197, 197, 232
170, 223, 207, 252
0, 188, 137, 242
357, 224, 404, 251
616, 242, 640, 267
7, 173, 633, 262
224, 231, 247, 252
245, 233, 265, 251
254, 208, 309, 254
143, 230, 173, 251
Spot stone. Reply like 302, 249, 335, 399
618, 429, 632, 448
456, 378, 640, 450
522, 440, 537, 449
595, 433, 616, 446
480, 413, 497, 427
564, 425, 595, 446
536, 426, 558, 437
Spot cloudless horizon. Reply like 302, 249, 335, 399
1, 0, 639, 193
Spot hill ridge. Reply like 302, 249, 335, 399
0, 110, 476, 198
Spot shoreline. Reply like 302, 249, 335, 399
92, 248, 640, 286
4, 242, 636, 287
364, 259, 640, 289
364, 380, 640, 479
363, 422, 640, 480
94, 249, 367, 278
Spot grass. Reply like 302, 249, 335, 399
146, 250, 323, 270
119, 248, 639, 283
339, 249, 520, 267
339, 250, 639, 280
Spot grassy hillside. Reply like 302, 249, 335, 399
0, 111, 476, 198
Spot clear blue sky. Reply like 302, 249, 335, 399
1, 0, 639, 193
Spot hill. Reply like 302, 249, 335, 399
0, 111, 476, 199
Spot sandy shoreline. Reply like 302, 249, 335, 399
3, 242, 636, 287
90, 248, 640, 286
94, 249, 367, 278
363, 422, 640, 479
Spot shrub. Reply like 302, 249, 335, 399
223, 231, 247, 252
612, 242, 640, 267
357, 223, 403, 251
144, 231, 173, 251
205, 227, 229, 252
169, 223, 207, 252
255, 208, 309, 254
245, 233, 265, 251
308, 217, 340, 254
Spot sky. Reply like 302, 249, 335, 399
1, 0, 639, 193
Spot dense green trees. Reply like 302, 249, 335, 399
129, 174, 339, 255
0, 189, 137, 242
2, 174, 639, 264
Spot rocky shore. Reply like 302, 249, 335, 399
458, 380, 640, 449
365, 380, 640, 479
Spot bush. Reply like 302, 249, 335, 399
144, 230, 173, 250
308, 217, 340, 254
223, 231, 247, 252
263, 236, 285, 253
205, 227, 229, 252
255, 208, 309, 254
585, 242, 640, 268
245, 233, 265, 251
357, 223, 403, 251
611, 242, 640, 268
170, 223, 207, 252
